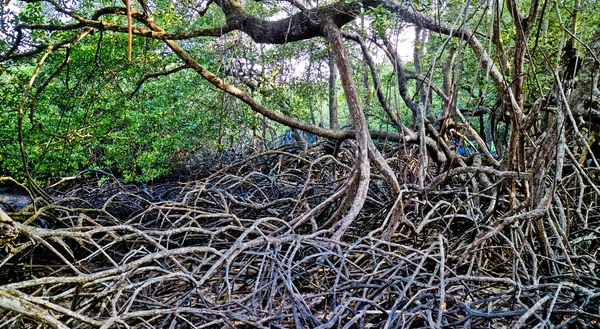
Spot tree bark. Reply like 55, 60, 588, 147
328, 50, 339, 130
322, 20, 371, 241
442, 46, 457, 119
215, 0, 359, 44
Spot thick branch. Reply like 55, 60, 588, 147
322, 20, 370, 241
216, 0, 359, 44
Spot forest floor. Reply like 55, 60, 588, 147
0, 141, 599, 328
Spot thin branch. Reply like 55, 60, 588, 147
130, 64, 191, 98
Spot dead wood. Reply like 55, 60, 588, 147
0, 139, 598, 328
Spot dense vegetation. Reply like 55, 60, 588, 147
1, 0, 600, 327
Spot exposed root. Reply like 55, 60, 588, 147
0, 142, 599, 328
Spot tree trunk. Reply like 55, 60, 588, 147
322, 20, 371, 241
328, 50, 339, 130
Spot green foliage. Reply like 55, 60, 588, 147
3, 0, 600, 184
0, 28, 247, 182
368, 6, 395, 38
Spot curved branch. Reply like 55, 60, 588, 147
215, 0, 359, 44
1, 27, 92, 61
16, 6, 232, 41
369, 0, 524, 117
322, 20, 370, 242
345, 32, 447, 164
344, 32, 402, 128
0, 291, 71, 329
29, 47, 71, 125
130, 64, 191, 98
128, 9, 423, 147
30, 2, 359, 45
